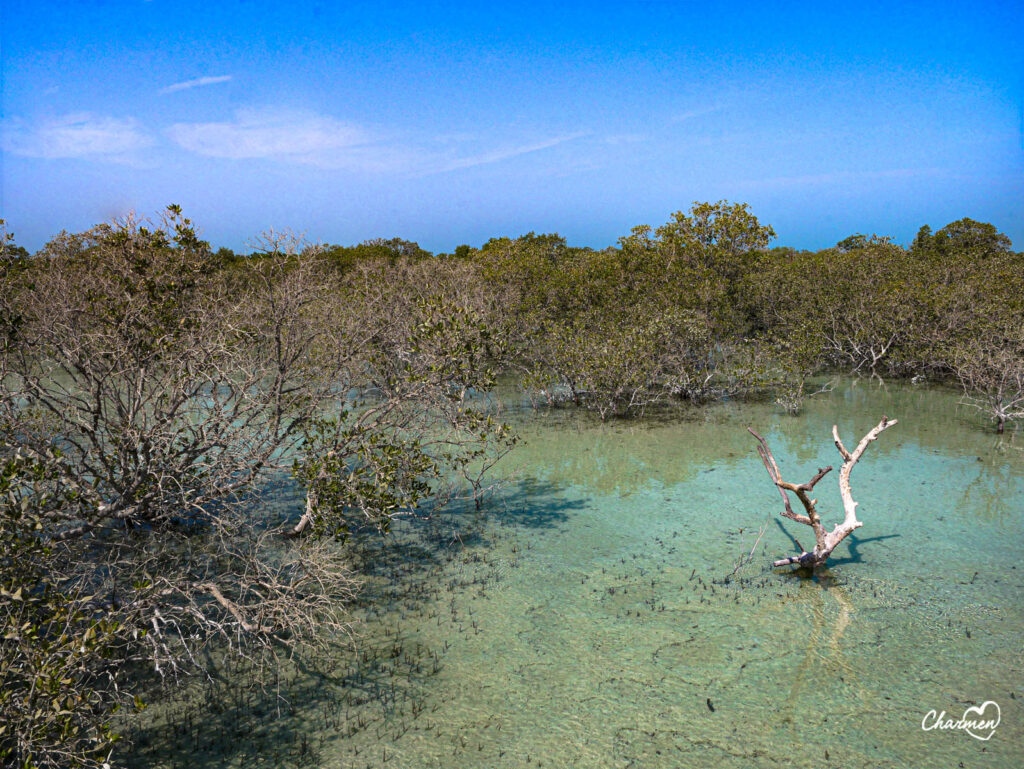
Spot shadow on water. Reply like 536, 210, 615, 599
350, 477, 583, 576
123, 476, 585, 768
828, 531, 900, 567
772, 520, 901, 572
486, 477, 587, 529
773, 518, 802, 554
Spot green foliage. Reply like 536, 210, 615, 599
476, 204, 779, 417
653, 200, 776, 278
0, 447, 124, 769
322, 237, 432, 272
293, 416, 436, 539
293, 294, 516, 537
462, 204, 1017, 427
925, 217, 1012, 260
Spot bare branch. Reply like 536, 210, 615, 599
751, 416, 896, 569
832, 416, 897, 534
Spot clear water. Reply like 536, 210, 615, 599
129, 379, 1024, 768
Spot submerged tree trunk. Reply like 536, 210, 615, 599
748, 416, 897, 569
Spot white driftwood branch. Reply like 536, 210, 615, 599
832, 416, 895, 535
750, 416, 896, 569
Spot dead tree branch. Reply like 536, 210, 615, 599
748, 415, 897, 569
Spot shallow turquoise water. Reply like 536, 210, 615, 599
132, 379, 1024, 768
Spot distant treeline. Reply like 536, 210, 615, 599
6, 201, 1023, 429
224, 202, 1021, 428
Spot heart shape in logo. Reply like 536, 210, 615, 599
964, 700, 1000, 741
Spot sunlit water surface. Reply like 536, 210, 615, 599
129, 379, 1024, 768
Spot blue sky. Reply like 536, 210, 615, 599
2, 0, 1021, 253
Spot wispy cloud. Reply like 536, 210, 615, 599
1, 113, 153, 159
167, 108, 587, 175
161, 75, 233, 94
670, 105, 725, 124
424, 133, 589, 175
166, 109, 368, 161
603, 133, 647, 145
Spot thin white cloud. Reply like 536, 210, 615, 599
161, 75, 233, 94
166, 108, 368, 161
1, 113, 153, 159
425, 133, 590, 175
167, 108, 587, 175
603, 133, 647, 145
670, 105, 725, 124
